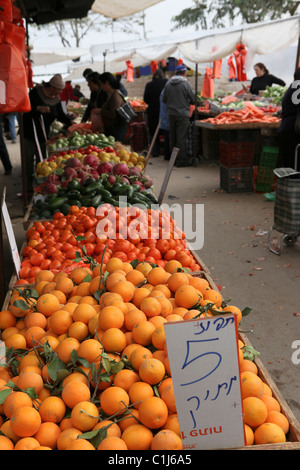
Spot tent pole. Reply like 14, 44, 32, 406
296, 35, 300, 71
193, 63, 199, 166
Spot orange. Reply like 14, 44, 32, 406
105, 257, 124, 273
100, 386, 129, 416
33, 422, 61, 449
56, 427, 83, 450
151, 325, 166, 350
156, 297, 173, 318
147, 267, 170, 286
39, 335, 59, 352
135, 262, 153, 277
261, 395, 281, 413
0, 418, 19, 443
132, 320, 156, 346
174, 285, 202, 309
74, 282, 91, 297
48, 310, 73, 336
89, 276, 105, 296
17, 371, 44, 395
14, 437, 40, 450
164, 259, 182, 274
254, 422, 286, 445
121, 424, 153, 450
132, 287, 150, 308
69, 266, 91, 285
65, 438, 95, 450
138, 396, 168, 429
138, 358, 165, 385
62, 371, 89, 388
0, 310, 17, 329
240, 371, 264, 399
223, 305, 242, 324
18, 354, 42, 371
99, 292, 123, 309
105, 272, 126, 291
68, 321, 89, 342
70, 401, 99, 432
118, 409, 140, 432
97, 436, 128, 450
113, 369, 140, 392
39, 396, 66, 424
263, 382, 272, 397
5, 333, 27, 350
242, 397, 268, 428
163, 413, 180, 436
77, 338, 104, 364
129, 345, 153, 371
98, 305, 124, 331
51, 289, 67, 305
92, 419, 121, 438
167, 272, 190, 293
10, 406, 42, 437
121, 343, 141, 361
3, 391, 33, 419
128, 381, 154, 409
161, 384, 177, 413
35, 293, 60, 317
72, 303, 97, 324
125, 269, 145, 286
188, 276, 210, 294
149, 315, 167, 328
151, 429, 183, 450
239, 359, 258, 375
62, 381, 91, 409
124, 308, 147, 331
0, 435, 14, 450
265, 411, 289, 435
110, 280, 135, 302
140, 297, 161, 318
100, 328, 127, 353
244, 424, 254, 446
55, 337, 80, 364
24, 311, 47, 330
203, 289, 223, 308
35, 270, 55, 284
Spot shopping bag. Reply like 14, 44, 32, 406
273, 168, 300, 234
0, 0, 13, 22
116, 101, 137, 124
0, 20, 31, 113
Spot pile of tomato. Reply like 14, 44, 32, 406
19, 205, 201, 284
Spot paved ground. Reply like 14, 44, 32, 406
1, 138, 300, 425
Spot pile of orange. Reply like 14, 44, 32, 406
18, 206, 201, 284
0, 260, 289, 450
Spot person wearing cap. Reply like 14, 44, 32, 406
22, 73, 73, 194
162, 64, 195, 167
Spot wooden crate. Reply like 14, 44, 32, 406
198, 270, 300, 450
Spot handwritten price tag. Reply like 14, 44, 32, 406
164, 315, 245, 450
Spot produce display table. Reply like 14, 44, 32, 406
195, 120, 281, 130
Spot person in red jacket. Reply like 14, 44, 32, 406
60, 81, 79, 105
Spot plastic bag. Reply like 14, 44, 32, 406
0, 20, 31, 113
0, 0, 13, 22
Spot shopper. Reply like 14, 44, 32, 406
159, 89, 170, 160
60, 80, 79, 105
250, 63, 285, 95
7, 113, 17, 143
22, 73, 72, 193
94, 72, 127, 142
116, 74, 128, 97
0, 115, 13, 175
73, 84, 85, 100
278, 68, 300, 170
81, 71, 107, 123
143, 69, 168, 157
162, 64, 195, 167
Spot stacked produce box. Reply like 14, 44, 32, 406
0, 122, 300, 451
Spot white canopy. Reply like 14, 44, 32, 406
91, 0, 164, 19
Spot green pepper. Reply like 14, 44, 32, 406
81, 181, 104, 195
67, 179, 80, 190
90, 194, 102, 208
47, 196, 67, 211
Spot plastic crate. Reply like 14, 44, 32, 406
129, 121, 148, 152
220, 165, 254, 193
259, 146, 279, 168
219, 141, 254, 168
255, 166, 277, 192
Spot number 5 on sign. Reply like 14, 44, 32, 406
164, 315, 246, 450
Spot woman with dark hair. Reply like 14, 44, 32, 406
278, 68, 300, 170
94, 72, 127, 142
143, 68, 168, 157
81, 71, 107, 122
22, 74, 72, 193
250, 62, 285, 95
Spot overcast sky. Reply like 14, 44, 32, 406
29, 0, 195, 50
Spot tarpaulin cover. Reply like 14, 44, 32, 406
91, 0, 163, 19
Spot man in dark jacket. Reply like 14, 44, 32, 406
143, 69, 168, 157
162, 64, 195, 166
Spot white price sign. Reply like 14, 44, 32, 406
1, 194, 21, 277
164, 315, 246, 450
